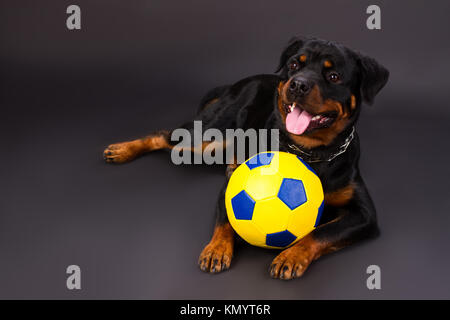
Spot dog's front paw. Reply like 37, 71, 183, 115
198, 239, 233, 274
269, 242, 316, 280
103, 141, 143, 164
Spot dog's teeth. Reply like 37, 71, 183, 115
312, 115, 320, 121
289, 105, 295, 112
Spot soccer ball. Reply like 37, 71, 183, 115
225, 151, 324, 249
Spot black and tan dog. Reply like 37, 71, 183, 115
103, 36, 389, 280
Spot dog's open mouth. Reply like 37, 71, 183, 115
283, 102, 337, 135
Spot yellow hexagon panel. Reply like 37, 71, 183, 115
287, 200, 319, 239
228, 218, 266, 247
252, 197, 291, 234
244, 168, 283, 201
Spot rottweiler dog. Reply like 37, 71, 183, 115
103, 36, 389, 280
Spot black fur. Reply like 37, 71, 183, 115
105, 36, 389, 278
188, 36, 388, 255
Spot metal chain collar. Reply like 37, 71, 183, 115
286, 126, 355, 163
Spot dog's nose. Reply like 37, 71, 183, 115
288, 78, 311, 97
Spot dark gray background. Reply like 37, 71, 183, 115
0, 0, 449, 299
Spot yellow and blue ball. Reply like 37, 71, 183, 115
225, 151, 324, 249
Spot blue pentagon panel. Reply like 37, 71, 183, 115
246, 152, 274, 170
266, 230, 297, 247
231, 190, 256, 220
296, 156, 317, 175
314, 200, 325, 227
277, 178, 307, 210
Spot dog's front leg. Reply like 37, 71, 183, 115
270, 177, 379, 280
198, 163, 237, 273
198, 220, 234, 274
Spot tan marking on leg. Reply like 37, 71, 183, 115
270, 233, 327, 280
204, 98, 219, 109
198, 223, 234, 273
324, 183, 355, 207
104, 130, 171, 164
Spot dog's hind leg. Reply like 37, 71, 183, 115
103, 83, 236, 165
196, 85, 230, 113
103, 127, 229, 164
103, 130, 173, 164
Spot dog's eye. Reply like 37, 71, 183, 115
288, 61, 299, 71
328, 72, 340, 83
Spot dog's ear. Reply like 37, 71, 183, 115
275, 36, 306, 73
357, 53, 389, 105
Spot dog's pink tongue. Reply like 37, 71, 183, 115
286, 107, 313, 135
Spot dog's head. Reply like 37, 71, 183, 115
276, 36, 389, 147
